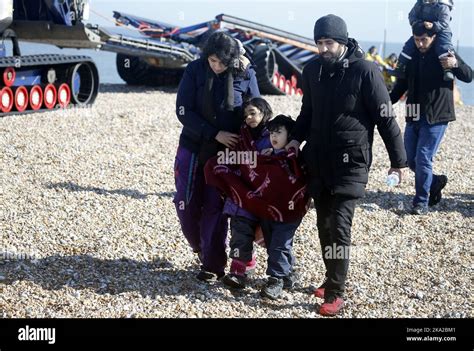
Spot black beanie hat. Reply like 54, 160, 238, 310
313, 14, 349, 45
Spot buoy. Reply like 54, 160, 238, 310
278, 75, 286, 91
14, 86, 28, 112
272, 72, 280, 87
290, 75, 298, 88
43, 84, 57, 109
57, 83, 71, 108
29, 85, 43, 111
285, 80, 292, 95
0, 87, 14, 113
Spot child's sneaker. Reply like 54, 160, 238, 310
222, 258, 255, 289
196, 269, 224, 282
222, 273, 247, 289
443, 69, 454, 81
229, 258, 256, 276
283, 272, 298, 290
411, 203, 428, 215
260, 277, 284, 300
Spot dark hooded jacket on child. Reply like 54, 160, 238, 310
205, 125, 309, 222
409, 0, 453, 33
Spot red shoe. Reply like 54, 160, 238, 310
314, 287, 325, 299
319, 297, 344, 316
313, 278, 328, 299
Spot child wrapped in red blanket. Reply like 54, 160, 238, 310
205, 110, 309, 298
205, 121, 309, 223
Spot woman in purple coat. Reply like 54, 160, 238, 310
174, 31, 260, 281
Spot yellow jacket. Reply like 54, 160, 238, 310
366, 53, 387, 67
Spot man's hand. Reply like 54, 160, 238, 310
260, 148, 273, 156
388, 168, 404, 184
424, 21, 433, 29
285, 140, 301, 156
215, 131, 239, 149
440, 52, 458, 70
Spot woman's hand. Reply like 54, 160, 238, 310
215, 131, 239, 149
260, 148, 273, 156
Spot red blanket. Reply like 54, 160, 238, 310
204, 125, 309, 222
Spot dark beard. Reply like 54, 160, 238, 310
319, 55, 338, 68
319, 46, 346, 69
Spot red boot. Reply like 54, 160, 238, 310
319, 296, 344, 316
314, 287, 325, 299
313, 278, 328, 299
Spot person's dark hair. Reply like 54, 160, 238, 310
202, 31, 244, 74
368, 46, 377, 54
267, 114, 296, 137
412, 22, 436, 37
242, 97, 273, 124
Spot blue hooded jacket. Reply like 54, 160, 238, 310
409, 0, 453, 33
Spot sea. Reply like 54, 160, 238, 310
10, 40, 474, 105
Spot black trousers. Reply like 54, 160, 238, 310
229, 216, 258, 263
314, 188, 358, 299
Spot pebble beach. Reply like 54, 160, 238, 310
1, 84, 472, 318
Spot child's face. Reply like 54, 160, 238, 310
244, 104, 264, 128
270, 127, 288, 150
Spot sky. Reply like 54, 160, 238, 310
89, 0, 474, 48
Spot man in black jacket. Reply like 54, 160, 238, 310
390, 23, 472, 215
286, 15, 408, 316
